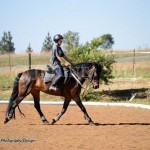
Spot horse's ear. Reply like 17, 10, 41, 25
93, 62, 96, 66
93, 62, 102, 70
92, 62, 99, 68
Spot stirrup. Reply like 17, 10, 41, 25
49, 86, 58, 91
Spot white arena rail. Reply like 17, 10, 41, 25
0, 100, 150, 110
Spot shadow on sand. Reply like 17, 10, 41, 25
29, 122, 150, 126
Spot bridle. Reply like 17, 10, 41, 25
87, 65, 98, 83
71, 64, 99, 88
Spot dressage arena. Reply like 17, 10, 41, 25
0, 102, 150, 150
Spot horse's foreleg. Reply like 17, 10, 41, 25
31, 90, 49, 124
74, 97, 95, 125
34, 100, 49, 124
51, 99, 70, 125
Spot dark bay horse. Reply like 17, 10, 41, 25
4, 62, 102, 125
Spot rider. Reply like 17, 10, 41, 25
49, 34, 72, 91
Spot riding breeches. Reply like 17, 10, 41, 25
52, 67, 64, 85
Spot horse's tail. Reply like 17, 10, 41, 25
5, 73, 22, 118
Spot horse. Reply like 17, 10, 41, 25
4, 62, 102, 125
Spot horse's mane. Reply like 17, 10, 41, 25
73, 62, 94, 69
73, 62, 102, 69
45, 62, 102, 73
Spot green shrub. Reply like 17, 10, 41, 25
66, 45, 115, 84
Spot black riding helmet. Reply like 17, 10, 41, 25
53, 34, 63, 43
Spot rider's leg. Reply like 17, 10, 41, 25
49, 67, 64, 91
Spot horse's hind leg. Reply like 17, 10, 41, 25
51, 99, 71, 125
31, 90, 49, 124
5, 95, 27, 123
74, 96, 95, 125
5, 82, 32, 123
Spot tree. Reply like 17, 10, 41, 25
0, 31, 15, 53
66, 34, 115, 84
7, 31, 15, 53
0, 41, 3, 54
26, 43, 33, 53
63, 31, 79, 51
90, 37, 103, 50
41, 32, 53, 52
90, 34, 114, 50
100, 34, 114, 49
67, 46, 115, 84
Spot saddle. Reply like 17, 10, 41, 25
44, 65, 70, 84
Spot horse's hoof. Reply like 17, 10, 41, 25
51, 119, 56, 125
4, 118, 9, 124
43, 120, 49, 125
89, 121, 96, 126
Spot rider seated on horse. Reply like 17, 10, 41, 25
49, 34, 72, 91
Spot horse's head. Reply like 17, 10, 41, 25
73, 62, 102, 89
87, 63, 102, 89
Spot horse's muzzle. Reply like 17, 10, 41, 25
93, 85, 99, 89
94, 85, 99, 89
92, 82, 99, 89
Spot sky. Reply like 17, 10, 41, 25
0, 0, 150, 53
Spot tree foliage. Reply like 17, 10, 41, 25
65, 33, 115, 84
0, 31, 15, 54
90, 37, 103, 50
67, 47, 114, 83
100, 34, 114, 49
26, 43, 33, 53
63, 31, 79, 51
90, 34, 114, 50
41, 32, 53, 52
0, 41, 3, 53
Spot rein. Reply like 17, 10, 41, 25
70, 67, 86, 89
71, 64, 97, 89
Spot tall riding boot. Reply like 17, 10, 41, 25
49, 75, 63, 91
49, 83, 58, 91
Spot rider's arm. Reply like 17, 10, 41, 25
56, 55, 71, 67
63, 55, 74, 66
56, 55, 65, 65
55, 48, 72, 67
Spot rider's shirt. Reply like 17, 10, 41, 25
50, 45, 64, 69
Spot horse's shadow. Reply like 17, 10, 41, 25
59, 122, 150, 126
29, 122, 150, 126
94, 122, 150, 126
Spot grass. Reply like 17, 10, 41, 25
0, 52, 150, 104
0, 52, 50, 67
82, 81, 150, 105
113, 60, 150, 78
0, 50, 150, 67
0, 74, 14, 91
104, 49, 150, 58
113, 68, 150, 78
113, 53, 150, 59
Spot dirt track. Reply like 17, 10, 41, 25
0, 104, 150, 150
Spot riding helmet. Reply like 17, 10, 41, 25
53, 34, 63, 43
